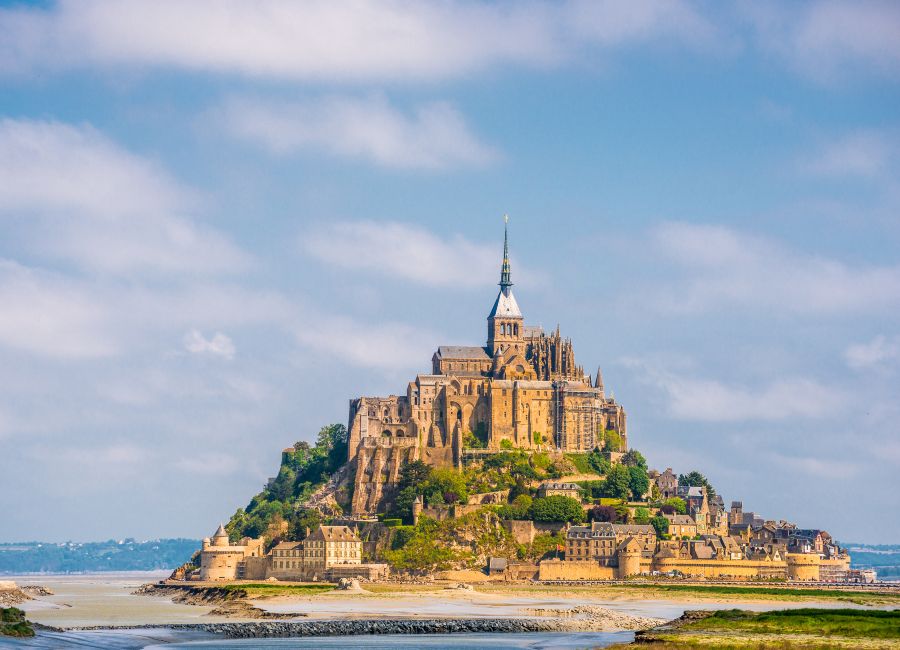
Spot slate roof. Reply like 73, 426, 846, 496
309, 525, 360, 542
488, 288, 522, 318
436, 346, 490, 360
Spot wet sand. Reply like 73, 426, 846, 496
10, 573, 238, 627
9, 573, 881, 629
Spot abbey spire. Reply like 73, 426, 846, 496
487, 215, 523, 355
499, 214, 512, 292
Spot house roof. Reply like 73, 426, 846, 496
308, 525, 360, 542
691, 543, 714, 560
540, 482, 580, 491
664, 514, 696, 526
436, 346, 490, 360
271, 541, 302, 550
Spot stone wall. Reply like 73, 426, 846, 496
538, 559, 616, 580
503, 520, 535, 545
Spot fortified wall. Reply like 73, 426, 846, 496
538, 552, 847, 581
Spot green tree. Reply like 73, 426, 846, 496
531, 495, 586, 523
662, 497, 687, 515
601, 464, 631, 500
269, 466, 295, 503
391, 485, 421, 523
627, 465, 650, 501
425, 468, 468, 505
621, 449, 647, 470
398, 460, 433, 490
587, 448, 611, 475
317, 423, 349, 473
678, 470, 717, 500
634, 507, 651, 525
288, 508, 323, 540
650, 515, 670, 539
512, 494, 533, 510
602, 429, 624, 452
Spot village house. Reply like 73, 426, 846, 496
664, 513, 698, 538
565, 522, 656, 566
655, 468, 678, 499
537, 481, 582, 500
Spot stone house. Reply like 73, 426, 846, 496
537, 482, 582, 500
565, 522, 656, 566
664, 513, 698, 538
655, 468, 678, 499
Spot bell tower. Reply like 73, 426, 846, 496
487, 216, 524, 356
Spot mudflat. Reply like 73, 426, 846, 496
12, 574, 899, 631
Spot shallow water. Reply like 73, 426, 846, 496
1, 630, 633, 649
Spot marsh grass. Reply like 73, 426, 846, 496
687, 608, 900, 639
219, 583, 334, 597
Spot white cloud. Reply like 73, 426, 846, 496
0, 118, 249, 275
801, 131, 894, 178
626, 359, 840, 422
295, 314, 437, 370
0, 0, 717, 81
566, 0, 718, 48
220, 95, 498, 169
303, 220, 506, 288
743, 0, 900, 83
845, 335, 900, 370
0, 260, 117, 359
648, 222, 900, 314
184, 329, 236, 361
769, 452, 860, 480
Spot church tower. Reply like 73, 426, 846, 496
487, 216, 524, 356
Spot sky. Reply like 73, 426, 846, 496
0, 0, 898, 544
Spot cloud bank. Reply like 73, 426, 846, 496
220, 95, 498, 169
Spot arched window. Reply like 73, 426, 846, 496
514, 324, 519, 336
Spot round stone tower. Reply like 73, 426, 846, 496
617, 538, 642, 579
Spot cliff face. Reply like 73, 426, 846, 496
350, 437, 418, 515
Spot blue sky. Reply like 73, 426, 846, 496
0, 0, 898, 543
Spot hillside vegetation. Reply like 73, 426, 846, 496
226, 424, 348, 544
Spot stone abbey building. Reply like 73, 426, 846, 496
348, 222, 627, 514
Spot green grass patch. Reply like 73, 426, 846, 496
0, 608, 34, 638
564, 453, 593, 474
611, 583, 898, 601
687, 608, 900, 639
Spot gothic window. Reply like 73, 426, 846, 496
514, 324, 519, 336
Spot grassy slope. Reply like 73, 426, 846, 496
627, 608, 900, 649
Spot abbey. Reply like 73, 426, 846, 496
348, 222, 627, 514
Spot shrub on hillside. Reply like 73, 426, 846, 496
531, 495, 586, 523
